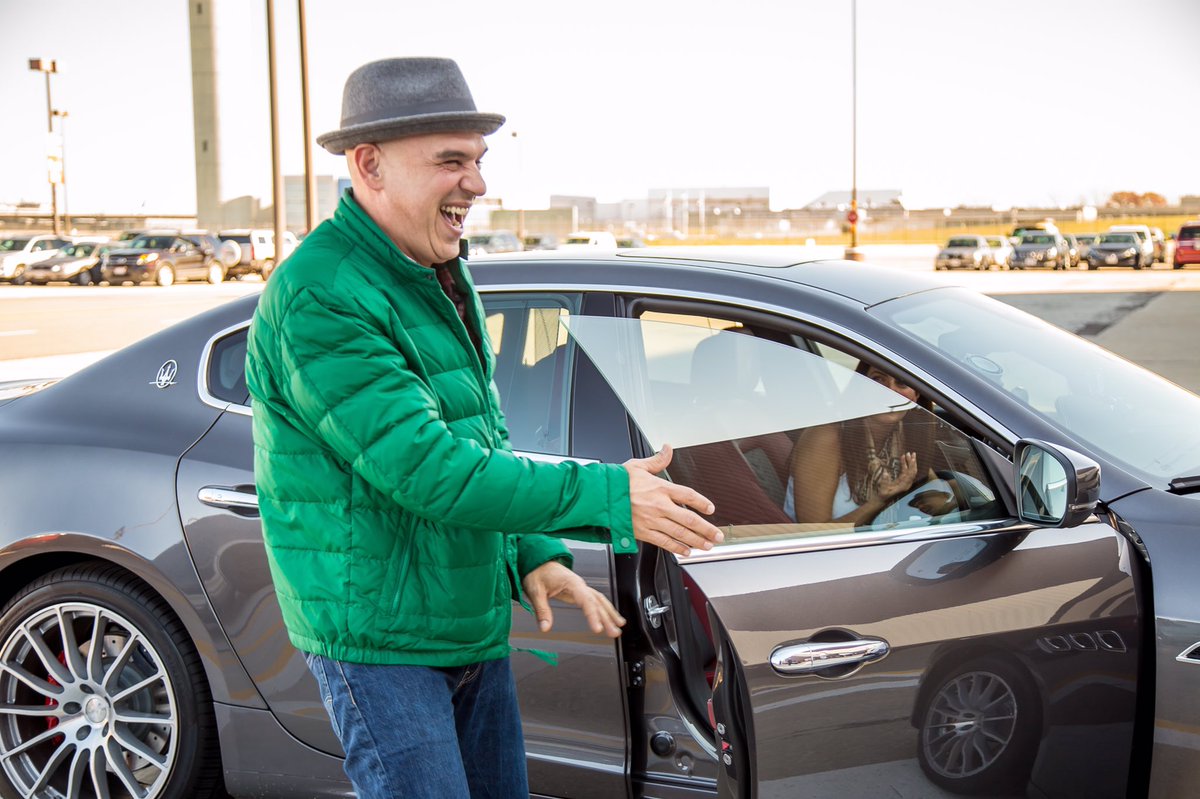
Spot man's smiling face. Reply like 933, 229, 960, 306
370, 131, 488, 267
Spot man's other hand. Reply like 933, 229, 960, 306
522, 560, 626, 638
623, 445, 724, 557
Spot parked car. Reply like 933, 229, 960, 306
559, 230, 619, 250
985, 236, 1013, 269
616, 235, 647, 248
1173, 221, 1200, 269
1010, 220, 1060, 239
1086, 232, 1148, 269
1148, 227, 1167, 263
934, 235, 993, 270
1074, 233, 1100, 263
217, 229, 298, 280
23, 239, 116, 285
1061, 233, 1082, 268
3, 249, 1198, 799
0, 234, 72, 284
522, 233, 559, 251
467, 230, 523, 255
101, 233, 221, 286
1010, 232, 1071, 269
1107, 224, 1156, 265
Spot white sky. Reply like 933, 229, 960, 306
1, 0, 1198, 216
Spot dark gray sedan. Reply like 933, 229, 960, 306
2, 250, 1198, 799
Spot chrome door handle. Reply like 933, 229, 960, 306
770, 638, 890, 675
197, 486, 259, 511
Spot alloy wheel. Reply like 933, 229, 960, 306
0, 602, 179, 798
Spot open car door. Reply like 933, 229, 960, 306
566, 314, 1141, 798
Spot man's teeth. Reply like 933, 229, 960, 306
441, 205, 469, 223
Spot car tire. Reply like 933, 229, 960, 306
0, 563, 224, 799
154, 263, 176, 287
261, 259, 275, 281
917, 655, 1041, 795
206, 263, 226, 284
74, 270, 94, 287
11, 266, 27, 286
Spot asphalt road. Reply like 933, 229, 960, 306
1, 247, 1197, 389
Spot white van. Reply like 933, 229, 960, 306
217, 229, 299, 280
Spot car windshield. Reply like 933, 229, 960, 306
1179, 227, 1199, 241
129, 236, 175, 250
947, 238, 978, 247
1077, 235, 1097, 243
565, 237, 591, 245
876, 288, 1200, 483
986, 238, 1005, 247
60, 244, 96, 257
0, 239, 31, 251
1100, 234, 1135, 244
1021, 235, 1054, 245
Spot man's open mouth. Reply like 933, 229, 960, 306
440, 205, 469, 231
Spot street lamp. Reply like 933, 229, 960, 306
52, 109, 69, 233
844, 1, 863, 261
510, 130, 525, 240
28, 58, 61, 235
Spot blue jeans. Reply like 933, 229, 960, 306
304, 653, 529, 798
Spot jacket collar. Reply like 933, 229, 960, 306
332, 190, 452, 281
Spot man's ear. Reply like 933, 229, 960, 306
350, 144, 384, 187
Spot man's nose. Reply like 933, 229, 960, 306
462, 164, 486, 197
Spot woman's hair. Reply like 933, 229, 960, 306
839, 361, 941, 504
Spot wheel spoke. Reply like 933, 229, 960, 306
101, 633, 141, 693
29, 737, 75, 793
113, 710, 172, 725
66, 745, 90, 799
113, 726, 167, 770
19, 622, 73, 686
111, 672, 162, 704
2, 721, 71, 760
107, 738, 151, 797
86, 610, 107, 683
57, 607, 89, 684
0, 660, 64, 699
91, 744, 113, 799
0, 703, 61, 718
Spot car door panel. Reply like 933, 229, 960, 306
680, 522, 1139, 798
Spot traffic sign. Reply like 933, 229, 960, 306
847, 210, 859, 224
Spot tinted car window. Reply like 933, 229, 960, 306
206, 327, 249, 405
563, 313, 1002, 544
482, 294, 579, 455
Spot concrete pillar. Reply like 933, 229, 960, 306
188, 0, 222, 230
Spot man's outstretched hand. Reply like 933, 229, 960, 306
624, 445, 724, 557
523, 560, 626, 638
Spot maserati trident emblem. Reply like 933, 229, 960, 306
152, 360, 179, 389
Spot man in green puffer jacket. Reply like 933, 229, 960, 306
245, 58, 723, 799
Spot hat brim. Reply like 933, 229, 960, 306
317, 111, 506, 154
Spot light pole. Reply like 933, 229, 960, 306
844, 1, 863, 261
52, 109, 69, 233
28, 58, 61, 235
297, 0, 318, 233
511, 130, 524, 240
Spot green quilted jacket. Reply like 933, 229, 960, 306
245, 192, 637, 666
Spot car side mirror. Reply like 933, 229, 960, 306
1014, 439, 1100, 528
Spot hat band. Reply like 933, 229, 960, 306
340, 96, 480, 127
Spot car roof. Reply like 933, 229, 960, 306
472, 248, 947, 307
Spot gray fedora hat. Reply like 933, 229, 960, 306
317, 57, 505, 155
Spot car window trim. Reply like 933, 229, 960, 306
198, 319, 252, 416
479, 281, 1016, 445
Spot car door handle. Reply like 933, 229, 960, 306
770, 638, 890, 675
197, 485, 259, 513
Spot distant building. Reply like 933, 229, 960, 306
804, 189, 905, 210
285, 175, 342, 232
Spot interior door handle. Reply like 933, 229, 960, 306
197, 485, 259, 513
770, 638, 890, 675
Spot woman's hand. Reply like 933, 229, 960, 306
875, 452, 918, 500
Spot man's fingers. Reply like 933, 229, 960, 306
663, 482, 716, 517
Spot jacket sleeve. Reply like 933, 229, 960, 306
274, 287, 637, 553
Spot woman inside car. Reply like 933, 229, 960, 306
784, 363, 941, 527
